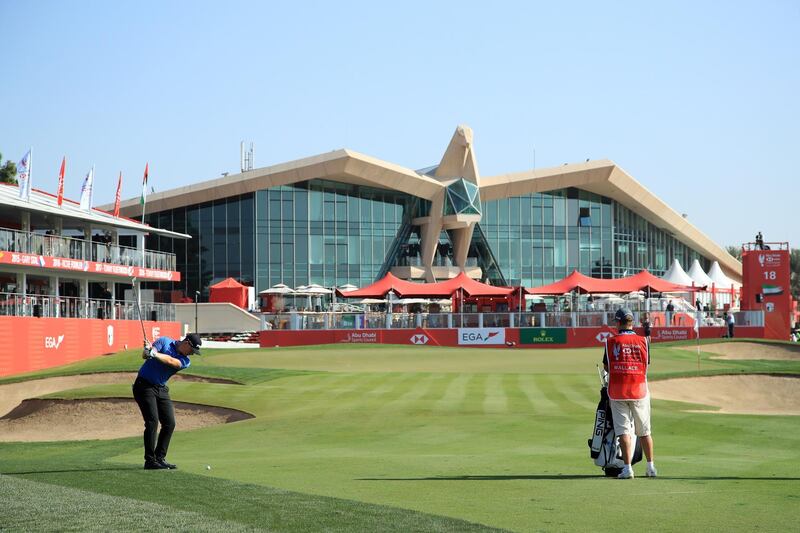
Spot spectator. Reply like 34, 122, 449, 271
665, 300, 675, 326
725, 312, 735, 338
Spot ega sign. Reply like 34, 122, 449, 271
458, 328, 506, 345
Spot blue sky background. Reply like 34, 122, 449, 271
1, 0, 797, 249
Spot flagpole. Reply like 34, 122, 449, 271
27, 147, 33, 199
696, 310, 701, 372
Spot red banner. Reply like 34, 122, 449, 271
0, 316, 181, 377
261, 326, 765, 349
0, 251, 180, 282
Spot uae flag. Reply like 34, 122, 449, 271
140, 163, 148, 205
113, 171, 123, 217
57, 157, 66, 206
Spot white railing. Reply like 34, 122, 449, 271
0, 227, 176, 271
260, 310, 764, 330
0, 292, 175, 321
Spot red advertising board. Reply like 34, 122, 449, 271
0, 250, 180, 281
260, 326, 765, 349
741, 246, 791, 340
0, 316, 180, 377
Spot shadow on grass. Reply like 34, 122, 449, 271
359, 474, 800, 481
359, 474, 598, 481
2, 466, 142, 475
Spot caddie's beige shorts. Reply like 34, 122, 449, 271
610, 397, 651, 437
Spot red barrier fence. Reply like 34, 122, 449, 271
261, 326, 765, 349
0, 316, 181, 377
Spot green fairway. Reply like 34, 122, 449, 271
1, 340, 799, 532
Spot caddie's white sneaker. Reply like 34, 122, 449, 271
646, 465, 657, 478
617, 466, 634, 479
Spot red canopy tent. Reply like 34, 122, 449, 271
526, 270, 617, 295
407, 272, 514, 297
617, 270, 700, 294
338, 272, 514, 298
335, 273, 425, 298
527, 269, 699, 295
209, 277, 248, 309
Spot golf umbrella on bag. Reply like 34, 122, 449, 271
588, 370, 643, 477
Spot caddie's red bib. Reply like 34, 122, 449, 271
606, 334, 649, 400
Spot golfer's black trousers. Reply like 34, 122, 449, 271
132, 376, 176, 463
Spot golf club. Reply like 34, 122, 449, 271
131, 277, 149, 346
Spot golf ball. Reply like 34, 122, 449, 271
206, 465, 211, 470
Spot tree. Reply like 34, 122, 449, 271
725, 245, 742, 261
0, 151, 18, 184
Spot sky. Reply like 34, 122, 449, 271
1, 0, 798, 249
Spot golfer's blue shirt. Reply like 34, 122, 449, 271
137, 336, 191, 386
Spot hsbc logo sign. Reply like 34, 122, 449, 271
45, 334, 65, 349
410, 334, 429, 345
458, 328, 505, 345
596, 332, 614, 343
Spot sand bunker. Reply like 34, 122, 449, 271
0, 372, 251, 442
650, 374, 800, 415
690, 342, 800, 361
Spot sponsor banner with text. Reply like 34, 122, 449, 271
0, 251, 180, 281
519, 328, 567, 344
259, 326, 765, 348
458, 328, 506, 345
0, 317, 180, 377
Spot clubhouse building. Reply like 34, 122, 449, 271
110, 126, 741, 298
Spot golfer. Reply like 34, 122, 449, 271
603, 308, 657, 479
132, 333, 202, 470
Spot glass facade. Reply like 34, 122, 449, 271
255, 180, 411, 290
143, 194, 255, 298
481, 187, 709, 288
144, 182, 712, 296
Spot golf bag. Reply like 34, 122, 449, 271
588, 377, 643, 477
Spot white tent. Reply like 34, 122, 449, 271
662, 259, 695, 286
687, 259, 713, 288
707, 261, 741, 290
259, 283, 295, 295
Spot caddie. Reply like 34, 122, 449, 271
603, 308, 657, 479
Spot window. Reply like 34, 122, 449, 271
578, 207, 591, 227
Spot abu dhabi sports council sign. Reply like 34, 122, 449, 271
458, 328, 505, 345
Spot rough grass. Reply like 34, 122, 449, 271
2, 340, 799, 532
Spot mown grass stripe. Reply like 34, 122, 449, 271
434, 374, 473, 413
517, 374, 560, 415
483, 374, 508, 414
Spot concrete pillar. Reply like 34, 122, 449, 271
15, 272, 25, 295
83, 224, 92, 261
510, 313, 515, 328
110, 281, 116, 319
20, 212, 30, 232
478, 313, 483, 328
447, 314, 453, 328
136, 233, 146, 267
54, 276, 60, 318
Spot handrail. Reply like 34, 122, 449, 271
0, 226, 176, 271
0, 292, 175, 321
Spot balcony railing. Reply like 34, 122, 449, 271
0, 292, 175, 321
260, 310, 764, 330
0, 227, 176, 271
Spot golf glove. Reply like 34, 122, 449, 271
142, 347, 157, 359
